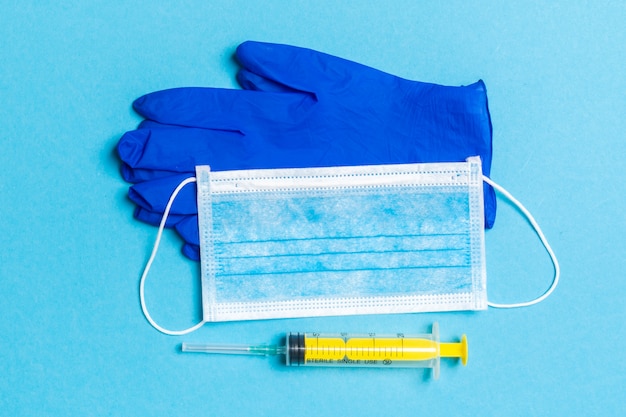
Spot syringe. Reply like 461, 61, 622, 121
182, 322, 467, 379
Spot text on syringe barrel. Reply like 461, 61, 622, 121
286, 332, 439, 368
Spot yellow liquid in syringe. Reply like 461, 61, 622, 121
304, 335, 439, 362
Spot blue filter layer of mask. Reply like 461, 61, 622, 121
212, 188, 472, 300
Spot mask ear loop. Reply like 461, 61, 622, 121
483, 176, 561, 308
139, 176, 207, 335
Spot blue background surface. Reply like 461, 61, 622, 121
1, 1, 624, 415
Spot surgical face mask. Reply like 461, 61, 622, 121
140, 157, 559, 335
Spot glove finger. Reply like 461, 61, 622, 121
132, 87, 314, 130
118, 123, 242, 174
134, 194, 201, 261
118, 120, 352, 174
484, 183, 496, 229
128, 174, 197, 215
121, 120, 201, 183
181, 243, 200, 261
236, 40, 383, 94
175, 215, 199, 246
133, 206, 186, 227
236, 69, 299, 93
121, 164, 181, 183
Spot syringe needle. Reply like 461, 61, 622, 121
182, 343, 283, 356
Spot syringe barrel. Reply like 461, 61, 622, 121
285, 324, 444, 377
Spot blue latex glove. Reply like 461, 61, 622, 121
118, 41, 495, 260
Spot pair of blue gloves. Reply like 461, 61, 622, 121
117, 41, 495, 261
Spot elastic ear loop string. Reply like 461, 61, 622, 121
483, 176, 561, 308
139, 176, 207, 335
